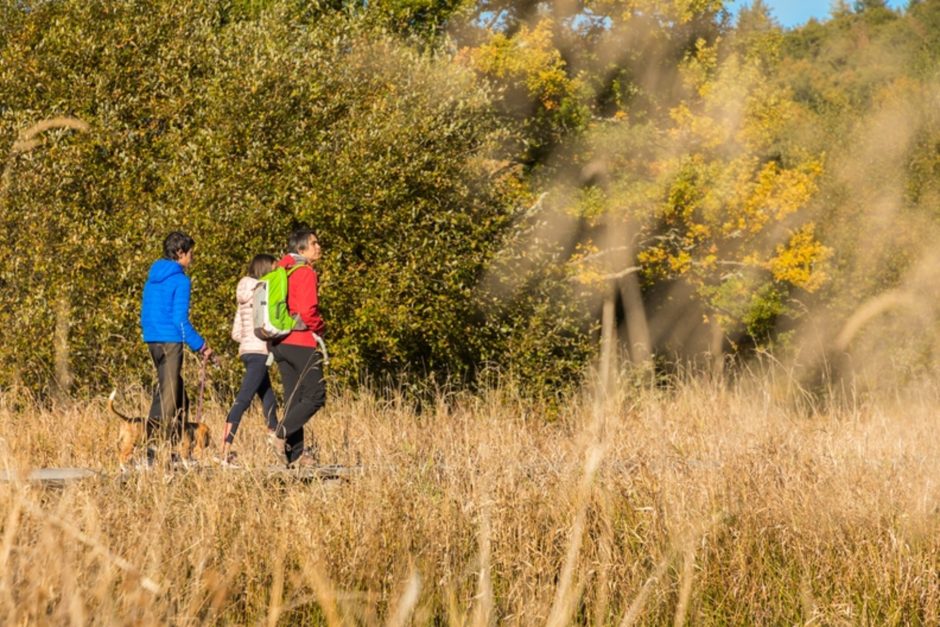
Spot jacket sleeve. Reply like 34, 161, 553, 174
172, 275, 206, 351
231, 305, 242, 343
290, 266, 325, 336
233, 276, 252, 342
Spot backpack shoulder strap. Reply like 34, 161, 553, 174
286, 264, 310, 277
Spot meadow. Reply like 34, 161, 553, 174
5, 1, 940, 623
1, 370, 938, 625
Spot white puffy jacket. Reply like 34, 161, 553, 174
231, 276, 269, 356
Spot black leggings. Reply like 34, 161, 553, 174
272, 343, 326, 463
224, 353, 278, 443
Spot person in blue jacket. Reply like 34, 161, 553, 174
140, 231, 214, 440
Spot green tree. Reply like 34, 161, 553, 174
0, 0, 587, 395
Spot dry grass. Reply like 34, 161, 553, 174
1, 374, 940, 625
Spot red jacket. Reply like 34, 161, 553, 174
276, 254, 325, 348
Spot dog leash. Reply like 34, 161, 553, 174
196, 351, 208, 424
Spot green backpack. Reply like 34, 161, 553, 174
252, 265, 306, 341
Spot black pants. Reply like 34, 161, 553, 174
224, 353, 278, 442
147, 342, 188, 441
272, 343, 326, 463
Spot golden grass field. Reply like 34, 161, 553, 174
1, 372, 939, 625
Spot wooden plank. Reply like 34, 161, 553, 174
0, 464, 361, 485
263, 464, 362, 481
0, 468, 98, 486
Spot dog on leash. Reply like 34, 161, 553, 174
108, 390, 211, 465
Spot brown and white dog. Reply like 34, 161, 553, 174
108, 390, 211, 465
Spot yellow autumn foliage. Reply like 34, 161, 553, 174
767, 224, 833, 293
463, 19, 582, 112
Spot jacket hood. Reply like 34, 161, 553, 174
147, 259, 184, 284
277, 253, 307, 268
236, 276, 258, 304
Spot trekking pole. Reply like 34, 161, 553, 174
312, 333, 330, 366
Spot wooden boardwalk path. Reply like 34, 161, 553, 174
0, 464, 361, 487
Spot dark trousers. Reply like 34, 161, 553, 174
224, 353, 278, 442
147, 342, 188, 441
272, 343, 326, 463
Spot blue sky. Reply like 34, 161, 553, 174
725, 0, 908, 29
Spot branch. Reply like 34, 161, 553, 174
482, 9, 507, 30
567, 265, 642, 283
599, 266, 642, 281
487, 159, 522, 179
517, 191, 547, 220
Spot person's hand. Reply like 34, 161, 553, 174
200, 344, 220, 367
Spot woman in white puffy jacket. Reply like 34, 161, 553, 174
221, 254, 279, 463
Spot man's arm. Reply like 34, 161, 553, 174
291, 267, 325, 335
172, 275, 206, 352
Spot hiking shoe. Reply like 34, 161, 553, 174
170, 453, 196, 470
270, 434, 287, 465
302, 439, 320, 465
215, 451, 240, 468
288, 447, 319, 469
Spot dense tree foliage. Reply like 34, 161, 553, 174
0, 0, 592, 395
2, 0, 939, 396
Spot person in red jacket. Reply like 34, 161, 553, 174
270, 227, 326, 466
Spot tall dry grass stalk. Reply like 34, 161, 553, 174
1, 116, 90, 202
1, 372, 940, 624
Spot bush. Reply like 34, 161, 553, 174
0, 0, 593, 396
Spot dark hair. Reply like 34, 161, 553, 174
247, 254, 276, 279
288, 227, 317, 254
163, 231, 195, 260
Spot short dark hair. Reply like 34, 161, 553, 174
288, 228, 317, 254
163, 231, 195, 260
247, 253, 276, 279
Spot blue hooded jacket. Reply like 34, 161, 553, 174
140, 259, 205, 351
